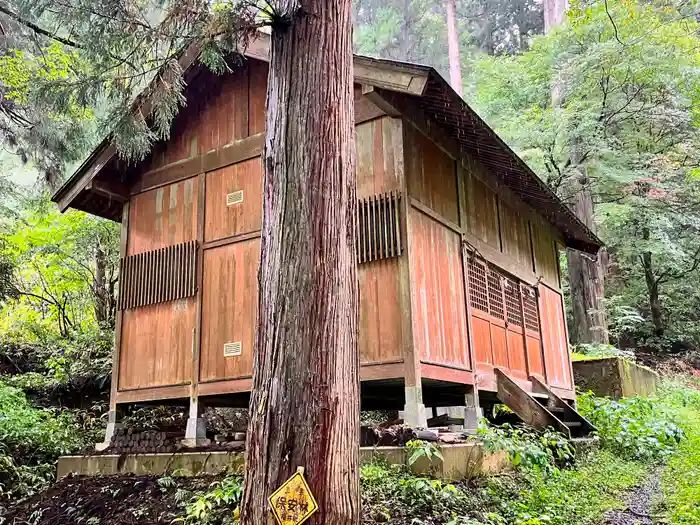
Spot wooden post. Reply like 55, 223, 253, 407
401, 123, 427, 429
184, 172, 208, 446
96, 200, 129, 451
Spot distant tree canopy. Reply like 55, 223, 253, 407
1, 0, 700, 353
469, 0, 700, 345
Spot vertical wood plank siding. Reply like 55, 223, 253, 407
539, 284, 573, 389
356, 117, 408, 368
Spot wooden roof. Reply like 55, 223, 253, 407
52, 33, 601, 254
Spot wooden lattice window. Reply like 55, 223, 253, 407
467, 258, 489, 312
503, 276, 523, 326
522, 285, 540, 332
487, 269, 505, 320
118, 240, 197, 310
357, 191, 403, 264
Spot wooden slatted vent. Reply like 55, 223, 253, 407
487, 269, 505, 320
467, 258, 489, 313
522, 285, 540, 333
503, 276, 523, 327
357, 191, 403, 264
118, 240, 197, 310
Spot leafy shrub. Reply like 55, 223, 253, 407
405, 439, 443, 467
578, 393, 684, 461
0, 381, 88, 501
175, 475, 243, 525
478, 424, 574, 475
361, 460, 484, 524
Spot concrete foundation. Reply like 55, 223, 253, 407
403, 386, 428, 428
58, 443, 509, 481
573, 357, 659, 399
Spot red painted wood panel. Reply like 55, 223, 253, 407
526, 334, 544, 377
199, 239, 260, 382
506, 329, 528, 380
405, 126, 459, 224
248, 60, 267, 135
499, 201, 533, 270
356, 117, 403, 198
204, 157, 263, 242
490, 323, 509, 369
410, 210, 470, 370
359, 257, 406, 364
127, 178, 198, 256
465, 172, 499, 248
539, 284, 573, 390
471, 316, 493, 372
120, 177, 199, 391
119, 298, 194, 390
137, 63, 255, 175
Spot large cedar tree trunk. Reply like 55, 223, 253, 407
545, 0, 608, 345
240, 2, 359, 524
445, 0, 462, 96
565, 176, 608, 344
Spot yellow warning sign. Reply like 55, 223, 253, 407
268, 467, 318, 525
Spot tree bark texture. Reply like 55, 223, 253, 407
240, 2, 359, 524
565, 177, 608, 344
445, 0, 462, 96
543, 0, 568, 32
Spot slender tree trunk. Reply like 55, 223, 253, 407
93, 242, 114, 329
543, 0, 568, 32
445, 0, 462, 96
641, 227, 664, 335
241, 1, 359, 524
546, 0, 608, 345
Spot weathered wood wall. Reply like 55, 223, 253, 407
356, 117, 409, 374
114, 56, 574, 403
405, 121, 572, 396
405, 126, 471, 377
117, 58, 412, 400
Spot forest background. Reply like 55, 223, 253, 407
0, 0, 700, 508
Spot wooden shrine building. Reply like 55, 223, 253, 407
53, 34, 602, 444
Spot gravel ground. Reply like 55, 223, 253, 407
602, 468, 662, 525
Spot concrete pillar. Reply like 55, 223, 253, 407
403, 386, 427, 428
463, 388, 483, 434
95, 409, 122, 452
182, 397, 209, 447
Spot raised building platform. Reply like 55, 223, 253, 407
58, 444, 509, 481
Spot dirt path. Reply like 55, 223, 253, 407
602, 467, 662, 525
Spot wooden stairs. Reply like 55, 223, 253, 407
494, 369, 597, 439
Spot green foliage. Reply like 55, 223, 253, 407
469, 0, 700, 349
405, 439, 443, 467
492, 450, 648, 525
578, 392, 684, 461
478, 424, 574, 475
0, 382, 89, 501
0, 193, 119, 338
175, 475, 243, 525
655, 381, 700, 524
361, 460, 484, 524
